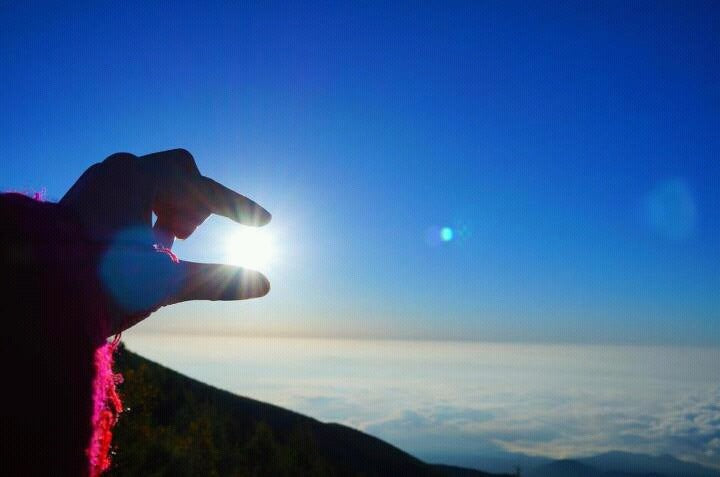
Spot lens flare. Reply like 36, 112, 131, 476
440, 227, 454, 242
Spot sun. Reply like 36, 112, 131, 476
224, 227, 275, 270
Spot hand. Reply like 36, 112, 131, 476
60, 149, 271, 336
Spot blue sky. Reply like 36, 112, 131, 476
1, 1, 719, 345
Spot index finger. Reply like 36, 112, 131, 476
140, 149, 271, 227
198, 176, 272, 226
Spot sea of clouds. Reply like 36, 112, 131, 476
123, 333, 720, 470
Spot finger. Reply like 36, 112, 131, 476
101, 247, 270, 334
60, 153, 152, 240
140, 148, 201, 177
153, 215, 175, 249
168, 261, 271, 305
139, 149, 271, 227
198, 176, 272, 226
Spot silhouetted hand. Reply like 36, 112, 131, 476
59, 149, 272, 336
0, 149, 271, 476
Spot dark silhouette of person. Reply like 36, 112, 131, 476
0, 149, 271, 476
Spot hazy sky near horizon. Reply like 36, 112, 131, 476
1, 1, 719, 344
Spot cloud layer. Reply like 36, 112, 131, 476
124, 334, 720, 469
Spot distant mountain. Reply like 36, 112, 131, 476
527, 451, 720, 477
578, 451, 720, 477
421, 451, 551, 475
528, 459, 604, 477
108, 344, 510, 477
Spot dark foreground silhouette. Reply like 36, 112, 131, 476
0, 150, 271, 476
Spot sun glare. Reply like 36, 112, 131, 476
224, 227, 275, 270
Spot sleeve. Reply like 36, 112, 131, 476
0, 193, 101, 477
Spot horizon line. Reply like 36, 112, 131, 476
122, 328, 720, 349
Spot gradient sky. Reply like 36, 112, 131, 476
1, 1, 719, 345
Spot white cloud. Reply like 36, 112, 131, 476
123, 334, 720, 469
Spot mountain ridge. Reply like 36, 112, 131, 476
108, 344, 508, 476
109, 344, 720, 477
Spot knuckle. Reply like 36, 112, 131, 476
168, 148, 200, 175
103, 152, 139, 166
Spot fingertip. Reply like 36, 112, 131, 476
257, 209, 272, 227
241, 206, 272, 227
256, 272, 271, 297
233, 268, 270, 299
